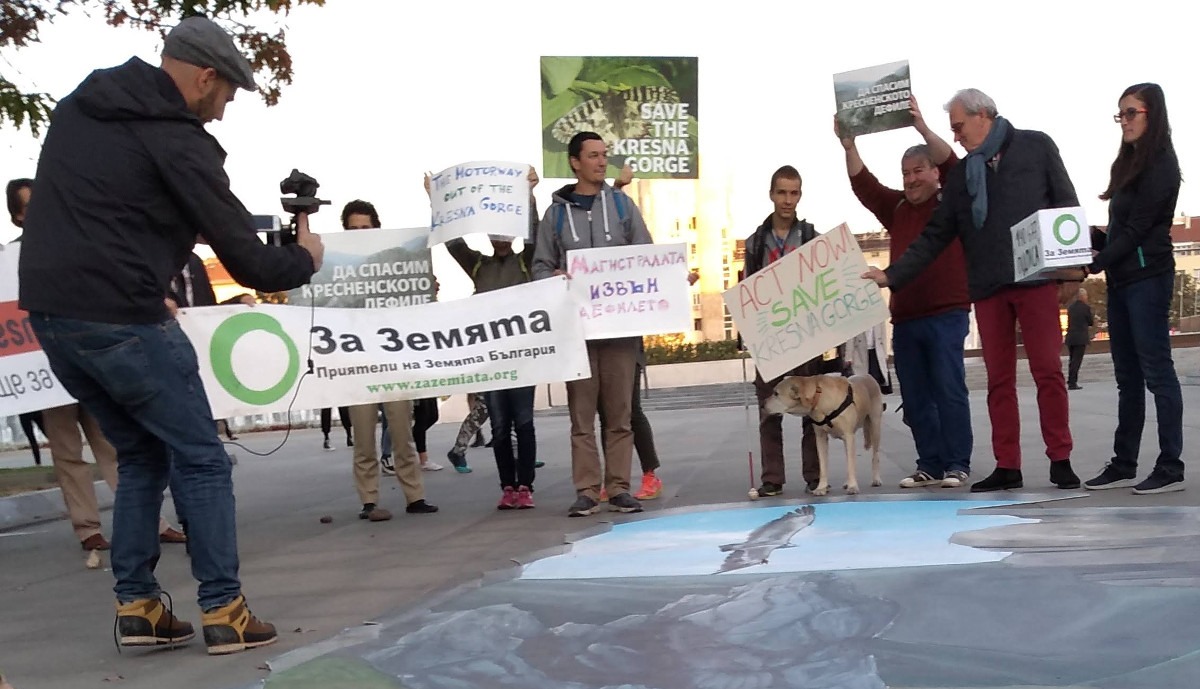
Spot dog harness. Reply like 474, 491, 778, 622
811, 384, 855, 428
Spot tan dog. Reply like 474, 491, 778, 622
763, 374, 885, 496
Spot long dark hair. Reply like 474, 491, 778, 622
6, 178, 32, 227
1101, 83, 1174, 200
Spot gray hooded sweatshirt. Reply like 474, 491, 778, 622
531, 182, 652, 280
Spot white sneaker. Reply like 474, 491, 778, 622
899, 470, 940, 488
942, 470, 969, 488
421, 461, 445, 472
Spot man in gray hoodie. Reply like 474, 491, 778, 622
533, 132, 653, 517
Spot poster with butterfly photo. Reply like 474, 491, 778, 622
541, 56, 699, 180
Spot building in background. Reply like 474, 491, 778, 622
624, 177, 739, 342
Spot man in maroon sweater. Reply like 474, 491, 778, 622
839, 97, 974, 488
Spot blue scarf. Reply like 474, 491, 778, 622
963, 116, 1012, 230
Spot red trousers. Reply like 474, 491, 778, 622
974, 283, 1072, 469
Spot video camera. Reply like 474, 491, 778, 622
265, 169, 331, 246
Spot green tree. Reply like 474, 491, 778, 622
1169, 271, 1198, 328
1, 0, 323, 135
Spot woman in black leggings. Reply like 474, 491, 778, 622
412, 398, 441, 470
321, 407, 352, 451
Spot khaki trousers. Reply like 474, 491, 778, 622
43, 404, 170, 542
349, 401, 423, 506
566, 339, 637, 500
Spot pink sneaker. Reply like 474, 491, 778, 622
497, 486, 517, 510
635, 471, 663, 500
515, 486, 535, 509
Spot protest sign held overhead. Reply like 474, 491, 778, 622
723, 224, 889, 381
286, 228, 434, 309
541, 56, 698, 179
566, 243, 691, 340
177, 277, 590, 418
428, 161, 531, 246
0, 244, 75, 416
834, 60, 913, 137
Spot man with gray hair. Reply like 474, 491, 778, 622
863, 88, 1081, 494
20, 16, 324, 655
838, 96, 973, 489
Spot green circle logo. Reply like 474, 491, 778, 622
1053, 214, 1082, 245
210, 313, 300, 405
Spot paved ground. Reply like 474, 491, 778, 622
1, 380, 1198, 689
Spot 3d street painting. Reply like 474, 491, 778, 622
258, 497, 1200, 689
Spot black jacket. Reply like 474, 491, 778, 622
884, 126, 1079, 302
1065, 300, 1094, 347
19, 57, 314, 324
1090, 148, 1180, 289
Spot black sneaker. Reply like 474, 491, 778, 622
607, 492, 643, 514
1050, 459, 1081, 489
405, 499, 439, 514
380, 455, 396, 476
1084, 463, 1137, 491
804, 481, 819, 494
471, 431, 486, 448
568, 495, 600, 517
322, 437, 332, 451
1132, 471, 1185, 495
758, 482, 784, 497
970, 468, 1023, 493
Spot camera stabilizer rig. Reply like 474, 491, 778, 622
269, 169, 331, 246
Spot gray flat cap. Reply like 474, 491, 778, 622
163, 16, 256, 91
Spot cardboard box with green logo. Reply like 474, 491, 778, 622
1011, 207, 1091, 282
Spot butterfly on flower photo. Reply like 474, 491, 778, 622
550, 85, 681, 148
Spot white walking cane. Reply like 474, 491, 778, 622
742, 354, 760, 500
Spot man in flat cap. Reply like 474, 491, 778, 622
19, 16, 323, 656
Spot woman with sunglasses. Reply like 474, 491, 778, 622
1083, 83, 1184, 494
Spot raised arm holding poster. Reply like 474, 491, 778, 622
284, 227, 434, 309
834, 60, 912, 137
177, 276, 590, 418
566, 243, 691, 339
722, 224, 889, 382
541, 56, 698, 179
428, 161, 531, 246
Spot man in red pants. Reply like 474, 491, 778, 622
863, 88, 1081, 493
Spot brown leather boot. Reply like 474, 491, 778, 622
115, 598, 195, 646
201, 595, 277, 655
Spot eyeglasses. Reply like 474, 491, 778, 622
1113, 108, 1147, 123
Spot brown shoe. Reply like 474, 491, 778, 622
116, 597, 195, 646
358, 503, 393, 522
159, 527, 187, 544
81, 534, 110, 551
201, 595, 277, 655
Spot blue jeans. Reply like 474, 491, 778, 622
891, 309, 973, 477
379, 404, 392, 457
30, 314, 240, 610
487, 386, 536, 488
1107, 272, 1184, 479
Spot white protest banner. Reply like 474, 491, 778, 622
428, 160, 530, 246
0, 244, 77, 416
722, 224, 889, 381
177, 277, 589, 418
566, 243, 690, 339
285, 228, 434, 308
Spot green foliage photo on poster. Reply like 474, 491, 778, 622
540, 57, 699, 180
